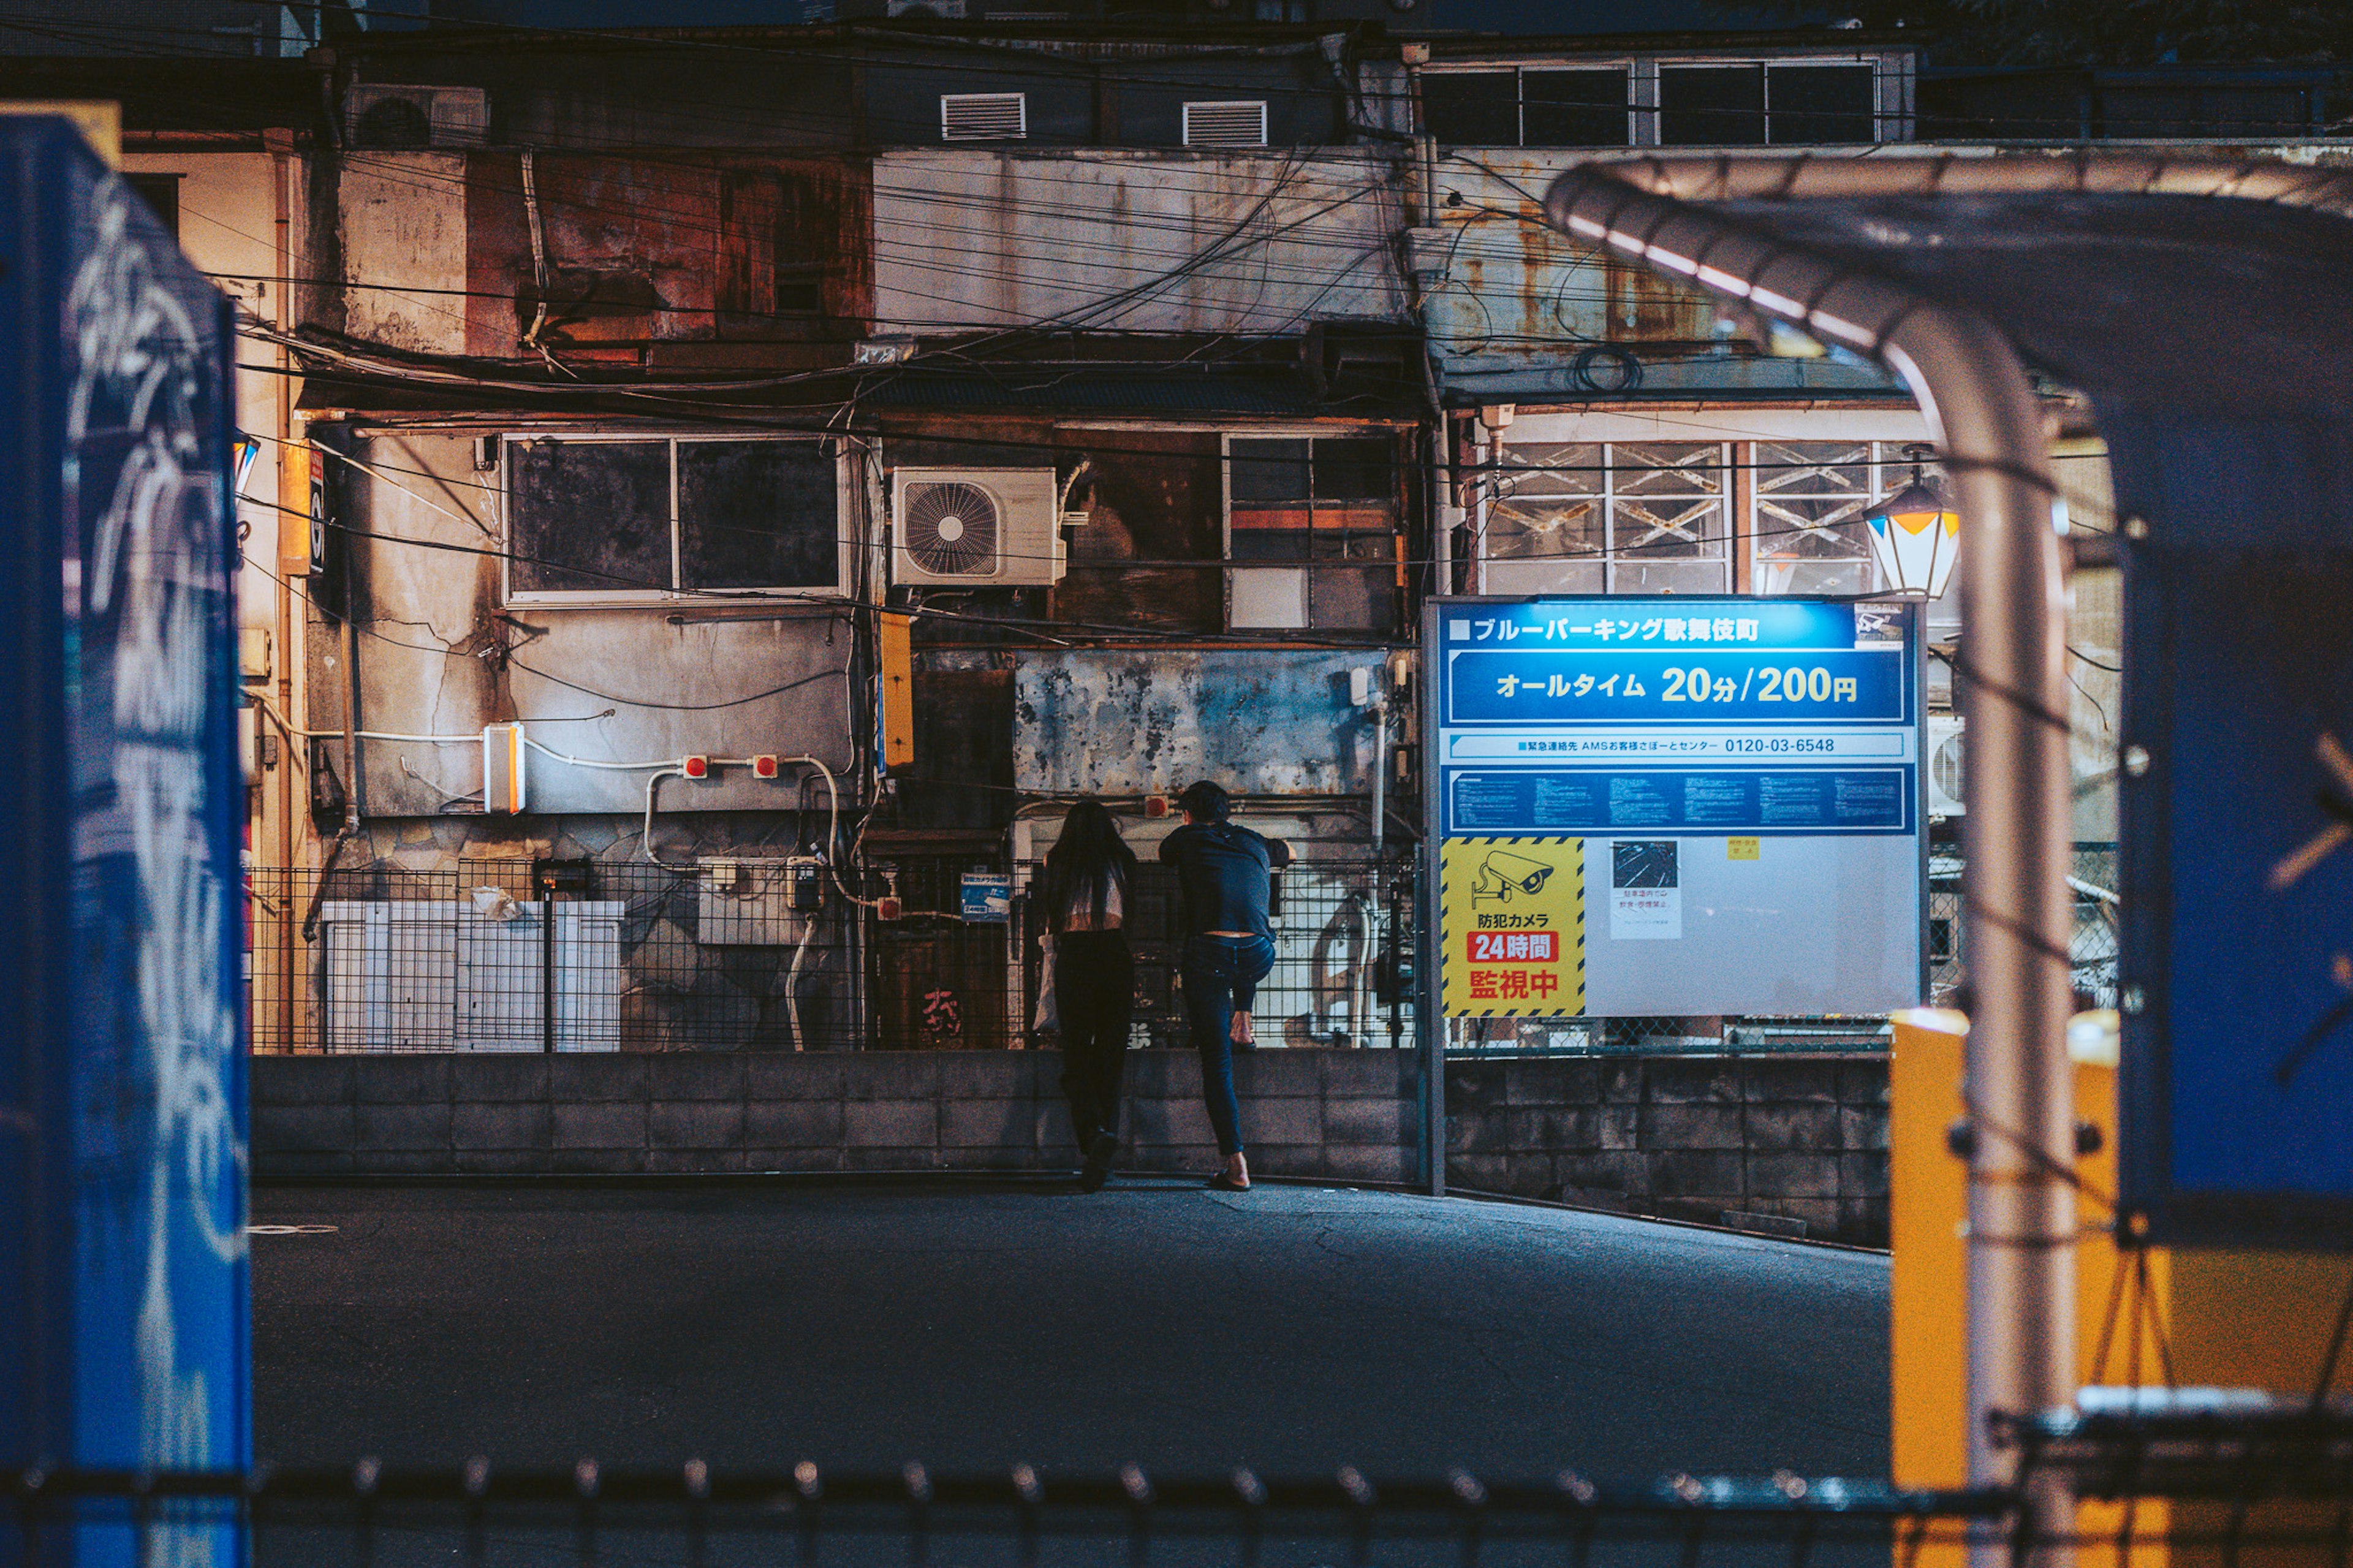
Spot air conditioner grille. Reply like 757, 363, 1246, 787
346, 85, 489, 148
942, 93, 1028, 142
1184, 100, 1270, 148
900, 480, 1002, 577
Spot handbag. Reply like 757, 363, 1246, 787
1032, 932, 1059, 1036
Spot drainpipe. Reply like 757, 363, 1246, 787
1544, 164, 2075, 1564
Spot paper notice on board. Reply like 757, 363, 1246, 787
1609, 840, 1683, 940
1610, 887, 1682, 939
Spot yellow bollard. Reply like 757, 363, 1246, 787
1889, 1008, 2165, 1568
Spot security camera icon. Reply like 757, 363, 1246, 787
1473, 849, 1554, 905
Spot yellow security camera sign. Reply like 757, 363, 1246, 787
1439, 837, 1585, 1015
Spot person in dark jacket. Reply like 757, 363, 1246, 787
1041, 798, 1137, 1194
1158, 779, 1290, 1192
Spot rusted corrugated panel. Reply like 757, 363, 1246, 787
464, 153, 872, 357
1013, 650, 1382, 797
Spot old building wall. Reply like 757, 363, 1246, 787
462, 152, 874, 359
329, 430, 866, 818
870, 150, 1408, 335
338, 151, 471, 355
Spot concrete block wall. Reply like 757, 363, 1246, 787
253, 1049, 1422, 1185
1444, 1056, 1889, 1244
252, 1050, 1888, 1244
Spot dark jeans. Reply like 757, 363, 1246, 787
1055, 930, 1134, 1149
1179, 934, 1275, 1159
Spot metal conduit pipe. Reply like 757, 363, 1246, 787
1544, 148, 2353, 216
1544, 164, 2077, 1567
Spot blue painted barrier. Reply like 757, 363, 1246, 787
0, 121, 245, 1567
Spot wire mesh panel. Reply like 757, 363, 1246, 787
249, 847, 1421, 1055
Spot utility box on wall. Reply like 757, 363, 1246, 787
0, 124, 246, 1556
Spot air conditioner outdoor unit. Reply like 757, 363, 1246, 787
317, 899, 624, 1051
345, 85, 491, 150
1926, 714, 1965, 818
891, 468, 1066, 587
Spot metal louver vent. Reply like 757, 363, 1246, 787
941, 93, 1028, 142
1183, 100, 1269, 148
900, 481, 1002, 578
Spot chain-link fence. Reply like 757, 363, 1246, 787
247, 850, 1418, 1055
1927, 843, 2120, 1012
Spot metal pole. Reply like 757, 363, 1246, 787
1418, 600, 1446, 1197
1898, 313, 2077, 1537
540, 869, 557, 1055
1542, 163, 2076, 1561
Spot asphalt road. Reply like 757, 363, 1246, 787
252, 1178, 1889, 1482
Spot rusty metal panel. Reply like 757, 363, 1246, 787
1013, 650, 1385, 797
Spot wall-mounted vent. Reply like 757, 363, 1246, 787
1183, 100, 1270, 148
941, 93, 1027, 142
346, 85, 490, 149
892, 468, 1065, 586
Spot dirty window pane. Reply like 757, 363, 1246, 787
1230, 439, 1313, 562
1229, 439, 1311, 502
1768, 64, 1876, 145
1754, 440, 1875, 593
1522, 69, 1629, 147
1611, 444, 1726, 560
1309, 437, 1392, 502
509, 439, 671, 595
1659, 64, 1765, 146
1309, 566, 1394, 632
678, 441, 839, 591
1421, 72, 1518, 145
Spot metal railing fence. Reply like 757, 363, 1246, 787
244, 844, 2120, 1056
15, 1436, 2353, 1568
247, 850, 1418, 1055
0, 1463, 2004, 1568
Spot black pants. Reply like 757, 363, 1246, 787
1055, 930, 1134, 1149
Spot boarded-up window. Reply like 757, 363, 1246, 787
507, 436, 843, 601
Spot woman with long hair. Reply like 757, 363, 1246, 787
1040, 797, 1139, 1193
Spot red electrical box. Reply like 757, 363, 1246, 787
1145, 793, 1170, 819
876, 895, 903, 922
751, 754, 779, 779
681, 754, 709, 779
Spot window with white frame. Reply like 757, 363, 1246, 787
1225, 434, 1398, 633
1422, 67, 1631, 148
1486, 442, 1729, 596
1421, 55, 1899, 148
941, 92, 1027, 142
504, 434, 847, 604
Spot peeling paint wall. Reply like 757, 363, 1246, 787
1013, 650, 1387, 797
339, 151, 470, 355
462, 153, 873, 358
872, 150, 1407, 335
332, 431, 863, 817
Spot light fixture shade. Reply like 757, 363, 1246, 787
1865, 479, 1960, 599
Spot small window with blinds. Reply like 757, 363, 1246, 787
941, 93, 1027, 142
1183, 100, 1270, 148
